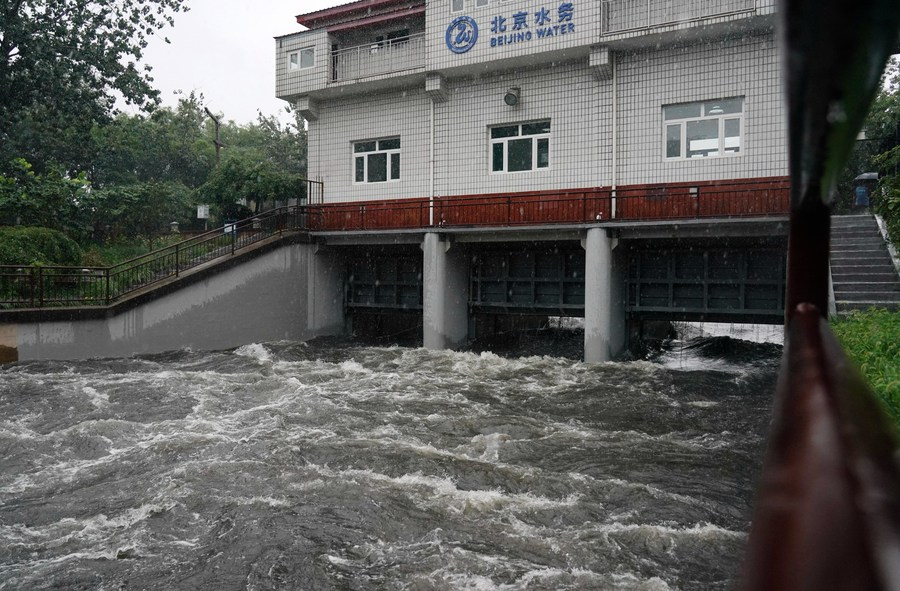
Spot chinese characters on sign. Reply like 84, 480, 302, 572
446, 3, 576, 54
489, 3, 575, 48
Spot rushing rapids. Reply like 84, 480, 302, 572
0, 332, 778, 590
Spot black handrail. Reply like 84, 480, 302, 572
0, 204, 309, 310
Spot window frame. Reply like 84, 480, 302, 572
451, 0, 465, 13
353, 137, 401, 184
289, 46, 315, 71
662, 98, 744, 161
489, 120, 551, 174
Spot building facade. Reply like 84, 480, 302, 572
276, 0, 786, 212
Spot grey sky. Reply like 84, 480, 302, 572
133, 0, 336, 124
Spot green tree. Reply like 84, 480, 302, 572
0, 158, 91, 238
0, 0, 187, 172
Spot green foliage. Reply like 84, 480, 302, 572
832, 309, 900, 422
0, 226, 82, 265
90, 181, 193, 239
0, 158, 91, 238
81, 235, 183, 267
0, 0, 187, 172
838, 58, 900, 214
198, 154, 307, 219
91, 93, 215, 189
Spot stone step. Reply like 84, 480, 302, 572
830, 250, 894, 261
833, 282, 900, 293
830, 271, 900, 283
836, 301, 900, 313
832, 228, 881, 237
834, 290, 900, 302
832, 214, 877, 224
831, 241, 888, 251
831, 231, 886, 240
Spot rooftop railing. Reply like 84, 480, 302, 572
331, 33, 426, 83
601, 0, 756, 34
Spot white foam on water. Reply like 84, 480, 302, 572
81, 386, 109, 408
234, 343, 273, 362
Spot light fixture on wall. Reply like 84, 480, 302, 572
504, 87, 520, 106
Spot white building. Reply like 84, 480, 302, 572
276, 0, 787, 219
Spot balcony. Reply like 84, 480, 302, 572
331, 33, 426, 83
601, 0, 756, 34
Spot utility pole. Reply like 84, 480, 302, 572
204, 107, 223, 164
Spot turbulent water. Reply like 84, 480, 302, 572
0, 334, 779, 590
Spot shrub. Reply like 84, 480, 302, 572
0, 226, 83, 266
831, 309, 900, 423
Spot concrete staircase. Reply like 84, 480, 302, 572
830, 215, 900, 313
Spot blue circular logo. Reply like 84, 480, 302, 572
446, 16, 478, 54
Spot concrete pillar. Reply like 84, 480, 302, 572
308, 245, 345, 336
423, 232, 469, 350
584, 227, 625, 362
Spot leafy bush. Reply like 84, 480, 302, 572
0, 226, 82, 266
831, 309, 900, 422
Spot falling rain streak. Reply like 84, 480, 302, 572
0, 336, 777, 590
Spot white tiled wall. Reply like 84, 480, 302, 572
426, 0, 601, 73
434, 60, 609, 196
276, 30, 330, 98
615, 32, 786, 185
308, 88, 431, 203
305, 28, 785, 202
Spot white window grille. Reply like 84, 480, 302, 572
354, 138, 401, 183
490, 121, 551, 173
663, 98, 744, 159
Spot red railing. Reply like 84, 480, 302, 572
307, 178, 790, 231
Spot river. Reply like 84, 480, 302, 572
0, 329, 779, 590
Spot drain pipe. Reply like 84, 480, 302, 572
611, 52, 618, 219
430, 99, 435, 226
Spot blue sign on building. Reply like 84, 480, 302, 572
446, 16, 479, 54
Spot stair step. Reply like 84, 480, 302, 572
830, 271, 900, 282
832, 214, 877, 223
834, 291, 900, 301
833, 282, 900, 292
831, 251, 894, 261
831, 242, 888, 251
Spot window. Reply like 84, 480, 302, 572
451, 0, 464, 12
289, 47, 315, 70
476, 0, 490, 6
354, 138, 401, 183
663, 98, 743, 159
490, 121, 550, 173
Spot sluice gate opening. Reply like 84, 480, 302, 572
625, 241, 787, 324
343, 247, 424, 344
469, 246, 586, 316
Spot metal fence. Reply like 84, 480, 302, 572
0, 204, 310, 310
331, 33, 426, 82
308, 180, 790, 231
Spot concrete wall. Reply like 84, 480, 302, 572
1, 244, 345, 362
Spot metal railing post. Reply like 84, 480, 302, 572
175, 243, 180, 277
105, 269, 110, 305
37, 266, 44, 307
